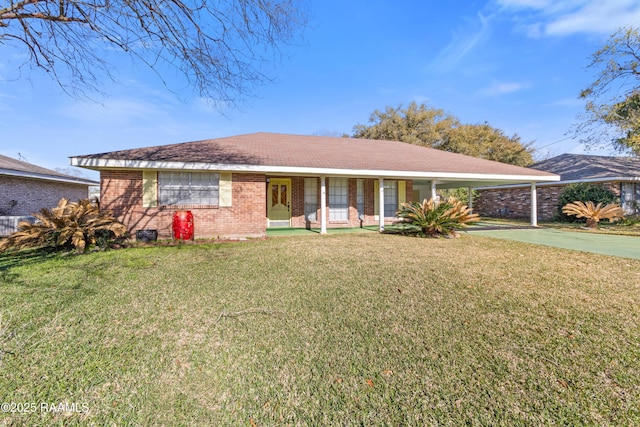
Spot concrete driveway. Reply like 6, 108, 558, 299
469, 228, 640, 260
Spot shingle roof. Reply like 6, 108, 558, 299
0, 154, 96, 185
72, 132, 557, 186
531, 153, 640, 182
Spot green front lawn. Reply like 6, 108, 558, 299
1, 234, 639, 425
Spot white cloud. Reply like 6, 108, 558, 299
479, 81, 530, 96
494, 0, 640, 37
547, 0, 640, 36
430, 12, 492, 71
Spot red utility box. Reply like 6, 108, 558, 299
172, 211, 194, 240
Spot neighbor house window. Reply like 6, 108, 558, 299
158, 172, 219, 206
329, 177, 348, 220
304, 178, 318, 221
621, 182, 639, 214
356, 179, 365, 218
384, 181, 397, 218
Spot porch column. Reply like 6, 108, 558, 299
431, 180, 437, 201
530, 182, 538, 227
468, 187, 473, 211
320, 176, 327, 234
379, 178, 385, 231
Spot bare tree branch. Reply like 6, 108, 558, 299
576, 27, 640, 155
0, 0, 307, 105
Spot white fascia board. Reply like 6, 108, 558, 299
70, 157, 560, 183
475, 176, 640, 190
0, 168, 97, 185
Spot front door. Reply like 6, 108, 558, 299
268, 178, 291, 227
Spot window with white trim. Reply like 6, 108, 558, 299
158, 172, 219, 206
384, 181, 398, 218
304, 178, 318, 221
329, 177, 349, 221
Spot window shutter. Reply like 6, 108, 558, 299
398, 180, 406, 207
142, 171, 158, 208
219, 173, 232, 207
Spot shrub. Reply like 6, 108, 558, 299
561, 201, 625, 228
392, 197, 480, 238
557, 183, 617, 222
0, 198, 127, 254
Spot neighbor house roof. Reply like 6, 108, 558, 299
530, 153, 640, 183
0, 154, 97, 186
70, 132, 559, 188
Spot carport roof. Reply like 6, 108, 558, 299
70, 132, 559, 187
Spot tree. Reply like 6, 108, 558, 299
578, 27, 640, 155
442, 123, 534, 166
352, 102, 459, 148
353, 102, 534, 166
0, 0, 307, 104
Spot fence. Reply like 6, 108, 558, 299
0, 216, 35, 237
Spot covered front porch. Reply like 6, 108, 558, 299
266, 174, 545, 234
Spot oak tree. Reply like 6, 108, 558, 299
442, 122, 534, 166
353, 102, 534, 166
352, 102, 459, 148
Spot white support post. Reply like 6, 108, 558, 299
530, 182, 538, 227
379, 178, 385, 232
320, 176, 327, 235
431, 180, 437, 201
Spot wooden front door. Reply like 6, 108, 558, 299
268, 178, 291, 227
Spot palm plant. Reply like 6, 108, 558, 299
561, 201, 625, 228
0, 198, 127, 254
394, 197, 480, 237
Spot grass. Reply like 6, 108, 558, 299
1, 234, 639, 425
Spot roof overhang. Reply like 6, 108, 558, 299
475, 176, 640, 190
70, 157, 560, 187
0, 168, 98, 186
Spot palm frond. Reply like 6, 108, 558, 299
562, 201, 625, 228
0, 198, 128, 254
395, 197, 479, 237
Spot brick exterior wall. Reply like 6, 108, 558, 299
100, 172, 415, 239
475, 182, 620, 220
0, 175, 90, 216
100, 170, 267, 239
289, 177, 413, 228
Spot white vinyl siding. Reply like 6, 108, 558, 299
158, 172, 219, 206
304, 178, 318, 221
329, 177, 349, 221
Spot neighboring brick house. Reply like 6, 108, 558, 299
70, 132, 559, 239
474, 153, 640, 220
0, 154, 97, 216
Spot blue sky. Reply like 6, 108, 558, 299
2, 0, 640, 180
